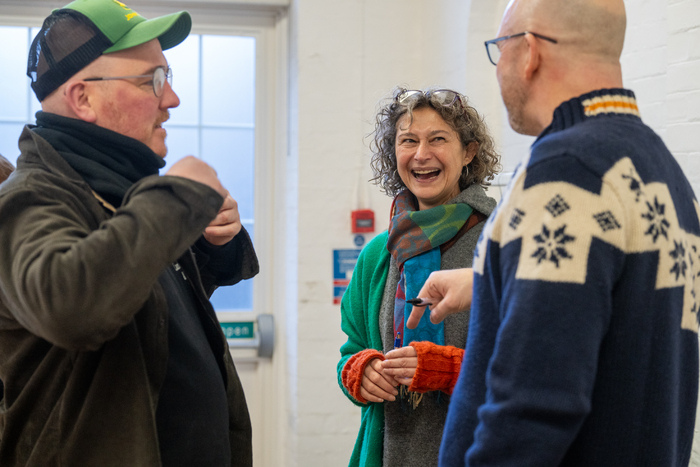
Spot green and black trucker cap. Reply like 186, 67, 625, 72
27, 0, 191, 101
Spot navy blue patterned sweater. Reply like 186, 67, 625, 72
439, 89, 699, 467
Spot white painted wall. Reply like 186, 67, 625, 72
626, 1, 700, 463
286, 0, 700, 465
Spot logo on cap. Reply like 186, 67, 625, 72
111, 0, 140, 21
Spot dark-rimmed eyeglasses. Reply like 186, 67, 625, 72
484, 31, 558, 66
84, 66, 173, 97
396, 89, 464, 110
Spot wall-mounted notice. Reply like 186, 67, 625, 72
333, 249, 361, 305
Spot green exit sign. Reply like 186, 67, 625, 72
221, 321, 254, 339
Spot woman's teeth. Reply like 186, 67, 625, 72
413, 169, 440, 180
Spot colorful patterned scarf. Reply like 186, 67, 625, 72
387, 190, 474, 348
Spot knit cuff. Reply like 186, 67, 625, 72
342, 349, 386, 404
408, 341, 464, 395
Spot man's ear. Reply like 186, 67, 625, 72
63, 80, 97, 123
522, 33, 541, 81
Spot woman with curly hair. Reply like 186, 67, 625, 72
337, 87, 501, 467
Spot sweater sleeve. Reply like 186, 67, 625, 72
341, 349, 386, 403
408, 341, 463, 395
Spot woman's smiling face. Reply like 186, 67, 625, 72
395, 106, 476, 210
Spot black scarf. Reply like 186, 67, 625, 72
33, 111, 165, 208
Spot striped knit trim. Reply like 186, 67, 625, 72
582, 94, 640, 117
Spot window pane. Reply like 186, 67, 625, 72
163, 34, 200, 126
0, 27, 30, 121
0, 122, 25, 163
202, 36, 255, 126
201, 127, 254, 220
209, 222, 254, 311
160, 127, 199, 173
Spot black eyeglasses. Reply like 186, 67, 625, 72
396, 89, 464, 110
484, 31, 558, 66
84, 66, 173, 97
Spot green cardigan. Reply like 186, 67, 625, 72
337, 231, 391, 467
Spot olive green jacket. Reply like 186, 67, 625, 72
0, 127, 257, 466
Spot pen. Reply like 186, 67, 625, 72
406, 298, 434, 307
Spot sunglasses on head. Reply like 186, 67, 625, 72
396, 89, 465, 110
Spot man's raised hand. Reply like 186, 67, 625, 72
406, 268, 474, 329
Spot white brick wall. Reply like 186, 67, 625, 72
654, 0, 700, 197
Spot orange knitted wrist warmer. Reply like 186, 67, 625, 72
342, 349, 385, 403
408, 341, 464, 395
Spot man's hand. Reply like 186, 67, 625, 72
165, 156, 241, 245
203, 194, 242, 245
406, 268, 474, 329
361, 358, 399, 403
382, 346, 417, 386
165, 156, 227, 198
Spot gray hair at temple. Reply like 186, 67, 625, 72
0, 155, 14, 184
369, 87, 501, 197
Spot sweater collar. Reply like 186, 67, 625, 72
538, 88, 641, 140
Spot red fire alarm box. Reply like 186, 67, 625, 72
351, 209, 375, 233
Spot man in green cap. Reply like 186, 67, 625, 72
0, 0, 257, 465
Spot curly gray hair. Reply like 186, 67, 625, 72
369, 87, 501, 197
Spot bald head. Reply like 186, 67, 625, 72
495, 0, 626, 136
500, 0, 626, 64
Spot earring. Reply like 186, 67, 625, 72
462, 165, 469, 177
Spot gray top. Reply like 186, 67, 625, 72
379, 184, 496, 467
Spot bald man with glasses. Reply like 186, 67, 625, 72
405, 1, 699, 465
